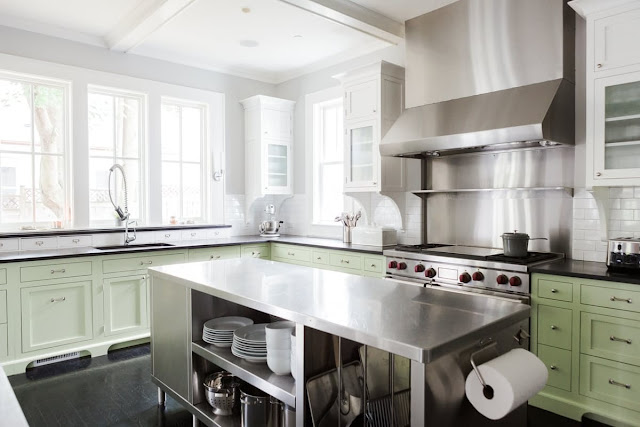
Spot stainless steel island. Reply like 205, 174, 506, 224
149, 258, 530, 426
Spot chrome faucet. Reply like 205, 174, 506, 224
108, 164, 136, 245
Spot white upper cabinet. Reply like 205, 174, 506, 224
570, 0, 640, 187
241, 95, 295, 198
335, 61, 407, 193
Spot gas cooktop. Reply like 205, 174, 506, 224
391, 244, 560, 265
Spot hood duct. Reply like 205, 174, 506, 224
380, 0, 575, 158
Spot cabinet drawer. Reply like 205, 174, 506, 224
538, 305, 572, 350
538, 278, 573, 302
207, 228, 230, 239
0, 238, 19, 252
581, 312, 640, 366
155, 231, 181, 242
58, 235, 93, 248
330, 252, 362, 271
0, 323, 6, 359
181, 229, 207, 241
20, 261, 92, 283
272, 245, 311, 263
189, 246, 241, 262
538, 344, 571, 391
242, 244, 270, 259
0, 268, 6, 285
580, 354, 640, 412
581, 284, 640, 313
21, 281, 93, 352
20, 237, 57, 251
0, 290, 5, 324
364, 257, 384, 274
103, 253, 185, 274
313, 250, 330, 265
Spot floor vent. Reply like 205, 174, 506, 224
32, 351, 81, 367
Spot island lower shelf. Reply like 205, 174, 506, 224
192, 340, 296, 408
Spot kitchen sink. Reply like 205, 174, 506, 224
93, 243, 176, 251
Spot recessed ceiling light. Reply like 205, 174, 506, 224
239, 40, 259, 48
241, 7, 251, 13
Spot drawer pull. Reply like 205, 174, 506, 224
341, 259, 350, 264
549, 365, 557, 371
550, 288, 558, 293
72, 239, 80, 243
50, 269, 66, 274
317, 257, 322, 260
35, 241, 44, 246
610, 336, 632, 344
165, 233, 171, 238
0, 243, 3, 247
287, 252, 295, 256
50, 297, 66, 303
609, 379, 631, 389
550, 325, 558, 330
210, 255, 221, 259
611, 296, 632, 303
140, 261, 153, 265
191, 233, 196, 237
252, 252, 261, 257
371, 264, 376, 268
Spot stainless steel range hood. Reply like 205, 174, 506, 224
380, 0, 575, 158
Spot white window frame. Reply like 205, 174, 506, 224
160, 97, 209, 223
0, 70, 72, 229
305, 87, 352, 238
87, 84, 147, 226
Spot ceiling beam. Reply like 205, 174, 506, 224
105, 0, 198, 52
279, 0, 404, 45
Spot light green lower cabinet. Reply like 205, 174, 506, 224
103, 275, 148, 336
188, 245, 241, 262
0, 289, 6, 324
241, 244, 270, 259
21, 280, 93, 353
0, 323, 7, 359
531, 273, 640, 425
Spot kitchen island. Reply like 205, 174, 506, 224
149, 258, 531, 426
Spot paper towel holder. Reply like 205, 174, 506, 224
470, 340, 498, 400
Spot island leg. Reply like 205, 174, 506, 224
157, 388, 166, 406
192, 414, 199, 426
410, 360, 427, 426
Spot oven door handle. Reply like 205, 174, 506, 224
385, 276, 428, 288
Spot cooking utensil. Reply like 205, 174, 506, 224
240, 384, 270, 427
306, 361, 363, 427
203, 372, 241, 416
365, 389, 411, 427
501, 231, 547, 258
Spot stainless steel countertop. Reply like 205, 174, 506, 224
149, 259, 530, 363
0, 368, 28, 427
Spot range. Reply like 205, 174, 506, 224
383, 244, 564, 302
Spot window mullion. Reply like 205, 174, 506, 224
179, 106, 183, 219
31, 84, 36, 223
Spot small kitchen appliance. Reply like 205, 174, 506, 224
259, 204, 283, 237
607, 237, 640, 271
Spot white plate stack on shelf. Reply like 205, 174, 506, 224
232, 324, 268, 363
265, 321, 295, 375
202, 316, 254, 348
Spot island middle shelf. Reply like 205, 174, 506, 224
192, 340, 296, 408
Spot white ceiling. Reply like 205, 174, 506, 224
0, 0, 454, 84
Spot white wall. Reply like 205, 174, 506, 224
0, 25, 276, 196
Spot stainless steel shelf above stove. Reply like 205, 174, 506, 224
413, 187, 574, 196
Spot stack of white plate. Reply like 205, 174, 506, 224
202, 317, 254, 348
231, 324, 268, 363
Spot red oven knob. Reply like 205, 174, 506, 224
472, 272, 484, 281
414, 264, 425, 273
496, 274, 509, 285
425, 268, 437, 278
459, 272, 471, 283
397, 262, 407, 270
388, 261, 398, 269
509, 276, 522, 287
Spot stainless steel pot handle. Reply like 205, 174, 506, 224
529, 238, 549, 241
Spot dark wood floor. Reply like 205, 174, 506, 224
8, 344, 586, 426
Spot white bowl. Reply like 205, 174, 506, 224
267, 349, 291, 375
266, 321, 295, 350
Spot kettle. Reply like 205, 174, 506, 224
259, 220, 283, 236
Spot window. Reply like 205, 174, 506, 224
88, 86, 145, 224
0, 72, 69, 227
161, 99, 207, 223
312, 97, 345, 225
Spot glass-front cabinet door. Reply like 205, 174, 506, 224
594, 72, 640, 179
263, 140, 291, 194
345, 119, 378, 190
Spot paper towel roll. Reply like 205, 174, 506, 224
465, 348, 548, 420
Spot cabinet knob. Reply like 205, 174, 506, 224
550, 288, 558, 293
549, 365, 557, 371
597, 63, 603, 68
596, 172, 602, 177
210, 255, 221, 259
72, 239, 80, 243
550, 325, 557, 330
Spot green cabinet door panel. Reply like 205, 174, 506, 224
103, 252, 186, 274
538, 344, 572, 391
581, 312, 640, 366
312, 250, 330, 265
538, 305, 573, 350
0, 268, 6, 285
538, 278, 573, 302
241, 244, 271, 259
20, 261, 92, 283
580, 354, 640, 412
581, 284, 640, 313
272, 244, 312, 264
21, 281, 93, 352
0, 290, 6, 324
103, 275, 149, 336
188, 246, 241, 262
329, 252, 362, 271
364, 257, 384, 274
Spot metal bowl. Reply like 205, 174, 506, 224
203, 372, 240, 415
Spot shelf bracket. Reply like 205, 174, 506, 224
589, 186, 610, 242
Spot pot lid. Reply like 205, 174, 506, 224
501, 231, 530, 238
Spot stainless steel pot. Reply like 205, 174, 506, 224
501, 231, 548, 258
259, 220, 283, 235
240, 385, 269, 427
203, 372, 241, 416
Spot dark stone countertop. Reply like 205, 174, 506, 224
531, 259, 640, 285
0, 224, 231, 238
0, 235, 388, 264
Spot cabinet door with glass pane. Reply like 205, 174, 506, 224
263, 139, 292, 194
594, 72, 640, 180
345, 119, 379, 190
